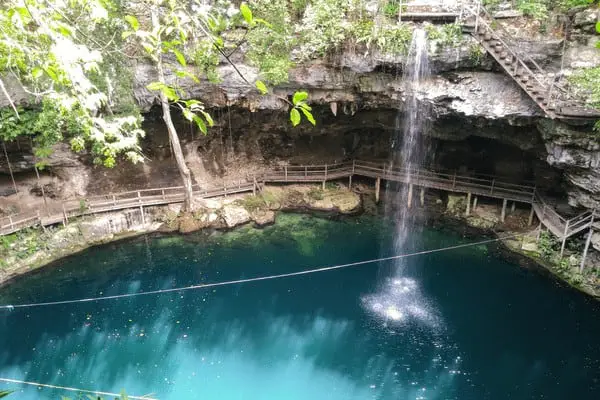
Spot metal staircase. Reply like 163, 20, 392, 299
460, 3, 600, 120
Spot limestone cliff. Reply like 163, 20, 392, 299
1, 8, 599, 212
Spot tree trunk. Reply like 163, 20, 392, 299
157, 62, 194, 211
2, 141, 17, 195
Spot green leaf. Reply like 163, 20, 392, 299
596, 21, 600, 34
44, 66, 57, 81
146, 82, 164, 91
300, 107, 316, 126
298, 102, 312, 111
173, 49, 186, 67
292, 91, 308, 105
142, 43, 155, 55
175, 70, 200, 83
193, 115, 207, 134
0, 390, 13, 398
255, 80, 268, 94
254, 18, 273, 29
201, 111, 214, 127
122, 31, 134, 40
56, 22, 73, 37
161, 86, 179, 101
182, 108, 193, 121
31, 67, 43, 79
207, 16, 218, 31
125, 15, 139, 31
290, 108, 301, 126
240, 3, 253, 24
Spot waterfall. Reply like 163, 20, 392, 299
391, 28, 431, 256
362, 29, 439, 329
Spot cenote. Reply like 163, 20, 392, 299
0, 214, 599, 400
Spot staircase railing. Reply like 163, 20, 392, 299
462, 2, 552, 92
462, 1, 592, 114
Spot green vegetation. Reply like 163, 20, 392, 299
468, 42, 486, 65
246, 0, 295, 84
534, 231, 599, 292
307, 186, 325, 200
236, 191, 279, 211
516, 0, 549, 20
568, 22, 600, 130
425, 23, 464, 51
1, 0, 317, 211
569, 66, 600, 108
0, 0, 145, 168
485, 0, 595, 14
0, 227, 53, 268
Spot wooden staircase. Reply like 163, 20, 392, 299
461, 5, 600, 120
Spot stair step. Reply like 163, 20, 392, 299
483, 33, 492, 41
499, 52, 508, 59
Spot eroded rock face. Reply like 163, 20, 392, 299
536, 120, 600, 208
1, 27, 599, 213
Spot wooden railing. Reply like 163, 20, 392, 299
0, 160, 596, 240
462, 1, 600, 119
0, 180, 254, 236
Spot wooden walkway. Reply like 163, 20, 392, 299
1, 160, 596, 245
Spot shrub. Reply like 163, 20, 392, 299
308, 187, 325, 200
516, 0, 548, 20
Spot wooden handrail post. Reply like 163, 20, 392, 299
352, 160, 356, 174
112, 194, 116, 206
8, 215, 13, 230
37, 210, 46, 232
162, 189, 166, 200
560, 220, 570, 257
304, 166, 307, 177
490, 179, 495, 194
62, 203, 68, 225
324, 164, 328, 179
284, 166, 288, 181
542, 204, 547, 220
452, 172, 456, 189
580, 214, 594, 273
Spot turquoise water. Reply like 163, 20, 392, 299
0, 214, 599, 399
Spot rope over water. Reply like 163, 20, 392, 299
0, 377, 156, 400
0, 234, 523, 311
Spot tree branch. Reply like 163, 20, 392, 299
0, 77, 20, 118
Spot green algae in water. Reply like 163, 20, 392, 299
0, 215, 599, 400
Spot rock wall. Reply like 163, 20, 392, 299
1, 10, 600, 212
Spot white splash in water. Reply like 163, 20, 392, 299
364, 29, 441, 331
362, 276, 439, 328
